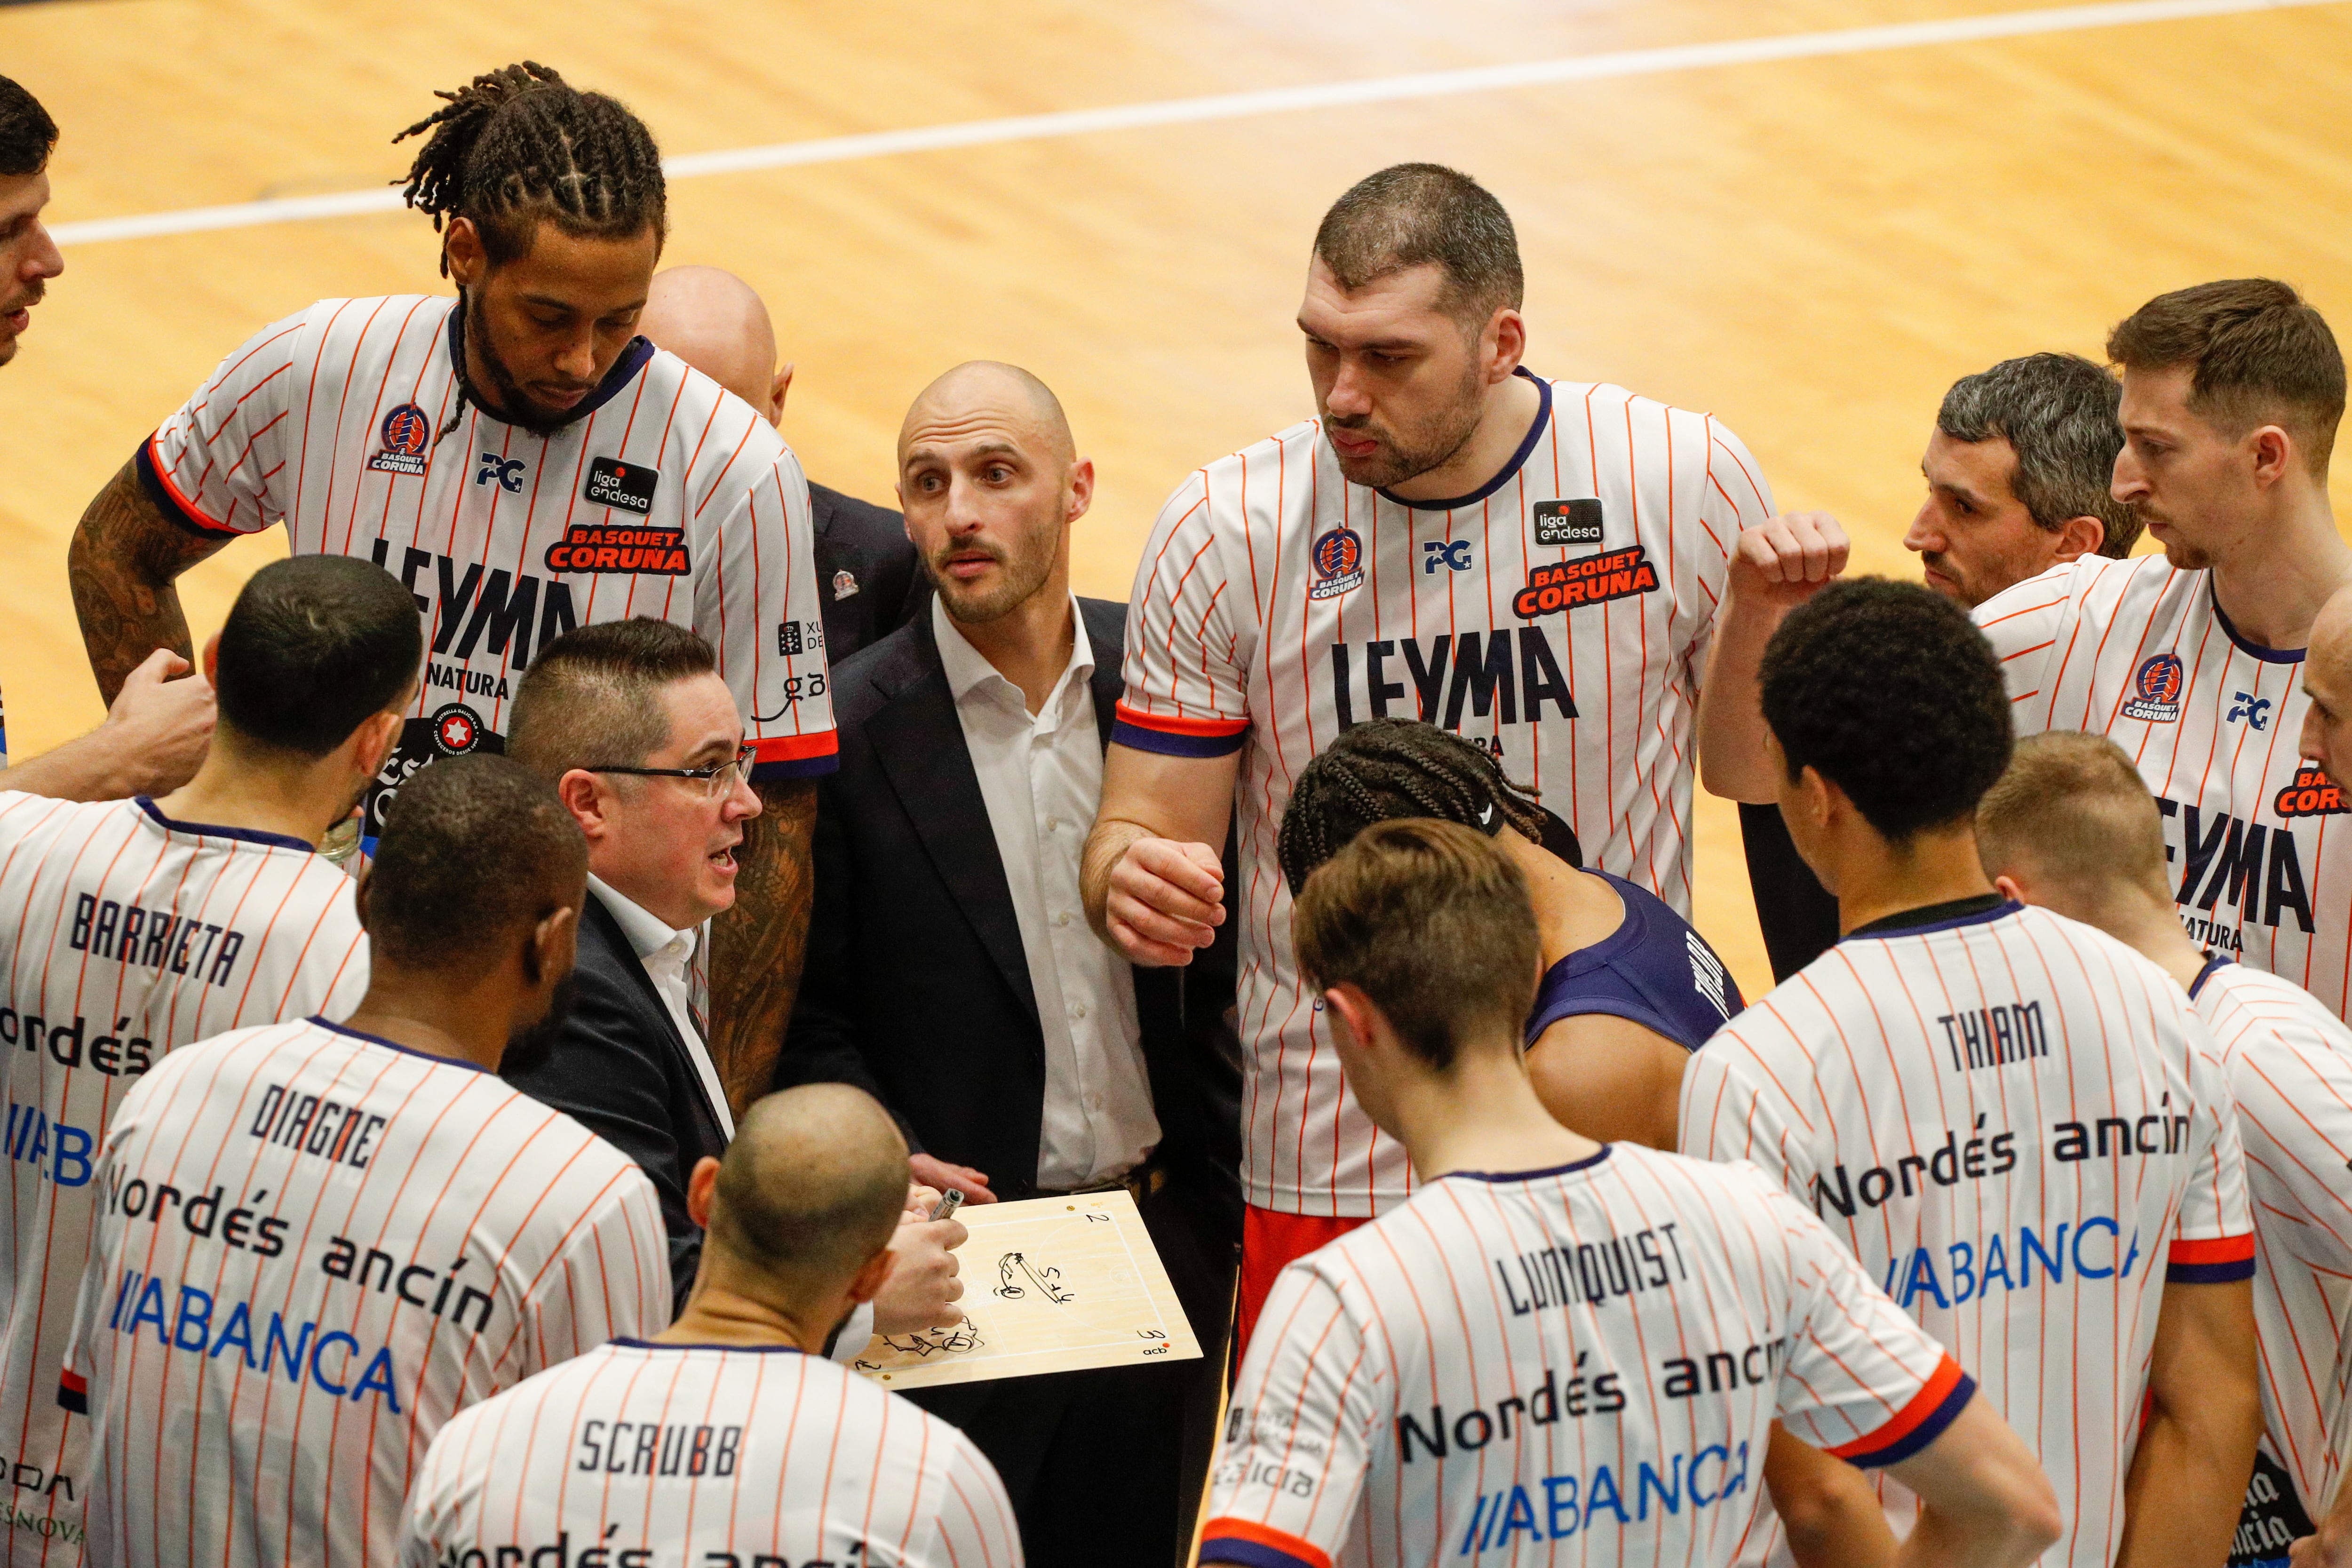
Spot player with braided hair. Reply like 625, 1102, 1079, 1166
66, 62, 837, 1113
1279, 720, 1739, 1150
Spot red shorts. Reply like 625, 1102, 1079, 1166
1236, 1203, 1370, 1356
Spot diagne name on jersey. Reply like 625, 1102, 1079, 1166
246, 1079, 387, 1170
1513, 546, 1659, 620
1330, 627, 1576, 732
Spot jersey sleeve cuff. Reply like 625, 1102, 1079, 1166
748, 733, 839, 782
1826, 1353, 1974, 1469
136, 435, 243, 539
56, 1369, 86, 1415
2167, 1234, 2256, 1283
1200, 1518, 1331, 1568
1112, 702, 1248, 758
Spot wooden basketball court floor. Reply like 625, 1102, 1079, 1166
4, 0, 2351, 999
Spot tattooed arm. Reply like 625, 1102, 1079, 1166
70, 457, 230, 702
706, 777, 818, 1115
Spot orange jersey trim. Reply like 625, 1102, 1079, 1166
1200, 1517, 1332, 1568
1112, 701, 1249, 738
1828, 1353, 1971, 1465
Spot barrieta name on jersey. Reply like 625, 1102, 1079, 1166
1114, 372, 1773, 1216
1977, 556, 2348, 1016
140, 296, 838, 841
1202, 1147, 1968, 1568
1683, 900, 2256, 1568
400, 1342, 1019, 1568
61, 1018, 667, 1568
0, 793, 367, 1563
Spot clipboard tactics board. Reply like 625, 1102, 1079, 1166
850, 1188, 1201, 1390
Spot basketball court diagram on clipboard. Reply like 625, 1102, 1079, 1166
850, 1188, 1201, 1391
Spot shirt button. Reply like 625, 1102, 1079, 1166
1071, 1003, 1089, 1020
1054, 912, 1071, 928
1046, 816, 1061, 832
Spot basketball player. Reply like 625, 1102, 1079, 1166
1971, 281, 2352, 1017
1082, 164, 1778, 1349
0, 74, 213, 803
63, 62, 836, 1110
1276, 718, 1739, 1149
1682, 580, 2262, 1568
399, 1083, 1017, 1568
1694, 353, 2136, 980
0, 555, 413, 1560
1978, 732, 2352, 1563
59, 756, 667, 1568
635, 265, 927, 660
1203, 817, 2058, 1568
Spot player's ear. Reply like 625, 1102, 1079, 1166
1993, 872, 2028, 904
350, 709, 402, 780
526, 901, 578, 991
444, 218, 486, 289
684, 1156, 721, 1228
844, 1245, 897, 1307
556, 769, 612, 836
2054, 514, 2106, 564
200, 632, 222, 686
1322, 983, 1377, 1055
769, 363, 794, 425
1483, 307, 1526, 382
1065, 457, 1095, 524
2249, 423, 2296, 489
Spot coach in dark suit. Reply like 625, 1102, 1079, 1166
503, 618, 967, 1341
779, 362, 1239, 1568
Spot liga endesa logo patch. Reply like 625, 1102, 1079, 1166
543, 525, 691, 575
2274, 764, 2351, 818
1513, 545, 1659, 619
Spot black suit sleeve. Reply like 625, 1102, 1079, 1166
1740, 802, 1841, 982
776, 778, 928, 1153
506, 963, 704, 1311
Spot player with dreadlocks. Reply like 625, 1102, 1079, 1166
64, 63, 838, 1112
1278, 718, 1741, 1154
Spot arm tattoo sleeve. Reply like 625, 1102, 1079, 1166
69, 458, 229, 702
706, 778, 818, 1115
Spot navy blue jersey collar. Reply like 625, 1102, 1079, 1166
2209, 582, 2306, 664
444, 295, 655, 430
1842, 895, 2018, 943
1448, 1145, 1614, 1183
1375, 367, 1552, 512
309, 1015, 489, 1074
135, 796, 315, 853
2188, 953, 2235, 998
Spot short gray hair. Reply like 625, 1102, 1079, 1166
1936, 353, 2138, 558
1313, 164, 1523, 332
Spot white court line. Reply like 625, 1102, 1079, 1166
49, 0, 2340, 247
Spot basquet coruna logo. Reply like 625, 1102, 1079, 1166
2121, 652, 2184, 724
1308, 527, 1364, 601
365, 403, 432, 477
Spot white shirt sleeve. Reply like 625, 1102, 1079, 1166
701, 439, 840, 781
919, 1427, 1025, 1567
1112, 470, 1250, 758
515, 1168, 672, 1375
1972, 562, 2083, 737
828, 1302, 875, 1366
143, 307, 312, 537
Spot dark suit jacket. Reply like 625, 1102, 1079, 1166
506, 889, 728, 1313
810, 482, 929, 661
780, 598, 1241, 1231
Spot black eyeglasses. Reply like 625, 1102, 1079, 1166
588, 743, 758, 799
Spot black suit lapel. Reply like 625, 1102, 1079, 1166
866, 623, 1042, 1029
1082, 597, 1127, 751
580, 891, 727, 1149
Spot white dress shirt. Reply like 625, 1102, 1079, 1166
933, 596, 1161, 1189
586, 874, 877, 1359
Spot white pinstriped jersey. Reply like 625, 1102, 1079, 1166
1977, 555, 2350, 1016
400, 1339, 1021, 1568
142, 295, 838, 840
2191, 959, 2352, 1519
1117, 373, 1772, 1215
59, 1017, 669, 1568
1200, 1147, 1969, 1568
1681, 900, 2256, 1568
0, 792, 367, 1563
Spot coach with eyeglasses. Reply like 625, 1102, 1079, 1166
504, 618, 967, 1345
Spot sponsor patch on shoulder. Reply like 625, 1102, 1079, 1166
1513, 545, 1658, 618
1532, 498, 1604, 547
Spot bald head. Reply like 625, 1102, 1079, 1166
638, 266, 784, 422
705, 1085, 909, 1302
898, 360, 1074, 467
2300, 583, 2352, 790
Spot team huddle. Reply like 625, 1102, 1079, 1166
0, 45, 2347, 1568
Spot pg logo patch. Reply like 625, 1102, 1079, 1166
1532, 498, 1605, 548
584, 456, 659, 516
2122, 653, 2184, 724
